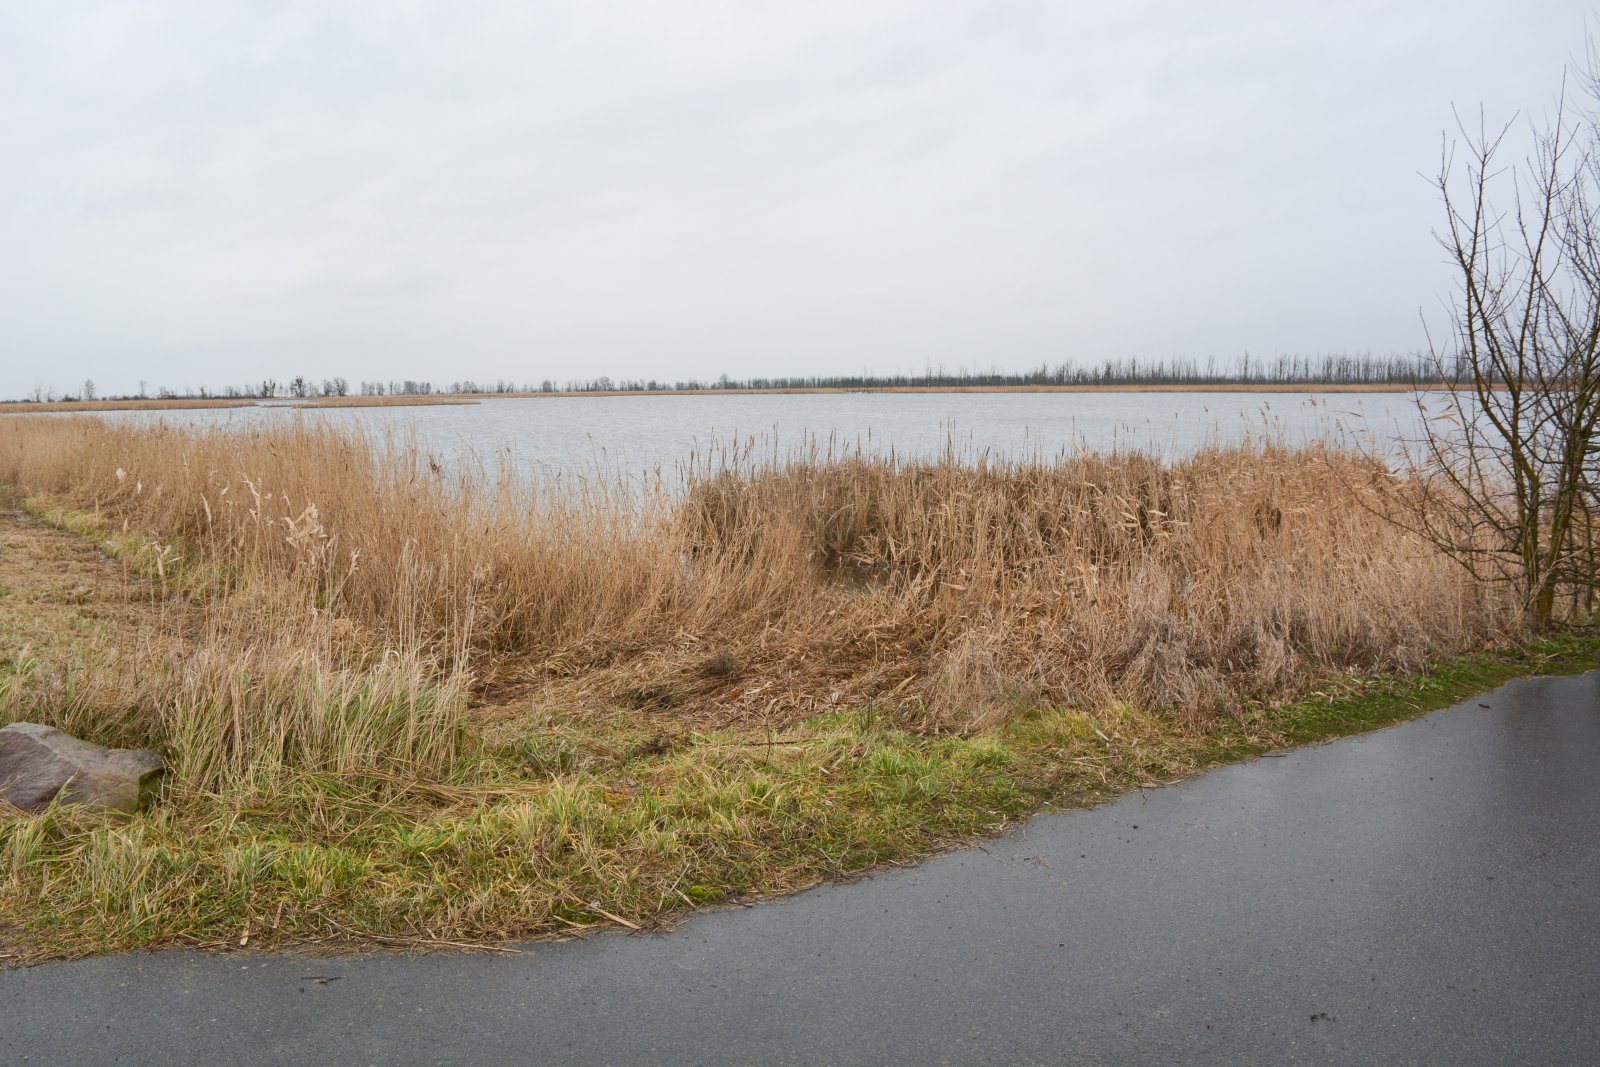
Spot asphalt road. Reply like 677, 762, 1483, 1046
4, 672, 1598, 1066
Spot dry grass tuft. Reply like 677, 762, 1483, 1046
0, 398, 255, 414
677, 445, 1512, 728
0, 414, 1545, 957
0, 416, 1515, 740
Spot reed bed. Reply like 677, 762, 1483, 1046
0, 414, 1558, 956
0, 414, 1513, 738
0, 398, 254, 414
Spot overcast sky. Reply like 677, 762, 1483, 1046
0, 1, 1591, 398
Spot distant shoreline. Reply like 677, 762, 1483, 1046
0, 381, 1437, 414
474, 382, 1434, 398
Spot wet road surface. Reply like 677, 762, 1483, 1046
3, 672, 1597, 1066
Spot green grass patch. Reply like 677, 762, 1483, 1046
3, 632, 1596, 961
21, 496, 229, 600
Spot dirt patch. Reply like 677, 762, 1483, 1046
0, 492, 194, 694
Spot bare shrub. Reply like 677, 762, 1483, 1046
1400, 79, 1600, 628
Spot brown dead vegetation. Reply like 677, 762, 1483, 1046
0, 415, 1564, 959
0, 416, 1516, 738
0, 398, 254, 415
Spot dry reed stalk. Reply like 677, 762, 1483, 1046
0, 399, 255, 414
0, 415, 1518, 758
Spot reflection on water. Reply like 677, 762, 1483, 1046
68, 391, 1433, 475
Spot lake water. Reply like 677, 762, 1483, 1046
76, 391, 1433, 476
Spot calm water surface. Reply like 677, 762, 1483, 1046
80, 392, 1432, 475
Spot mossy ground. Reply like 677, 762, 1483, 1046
2, 494, 1595, 963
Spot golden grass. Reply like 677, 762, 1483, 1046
0, 398, 255, 414
0, 396, 475, 415
0, 502, 470, 790
0, 414, 1547, 957
0, 416, 1515, 734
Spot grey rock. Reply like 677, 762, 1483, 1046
0, 722, 164, 813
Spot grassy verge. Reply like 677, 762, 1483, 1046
1, 486, 1592, 960
0, 415, 1589, 962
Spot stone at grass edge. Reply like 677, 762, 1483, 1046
0, 722, 164, 813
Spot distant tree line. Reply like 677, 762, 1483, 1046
537, 352, 1441, 393
7, 353, 1448, 404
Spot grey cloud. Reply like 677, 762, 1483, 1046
0, 0, 1590, 396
